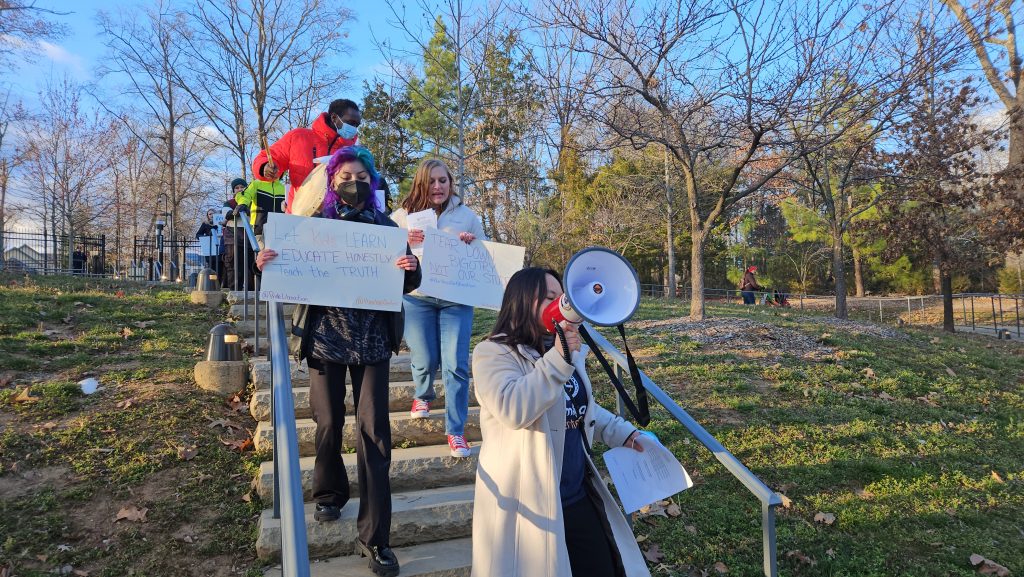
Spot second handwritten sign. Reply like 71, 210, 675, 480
259, 213, 408, 311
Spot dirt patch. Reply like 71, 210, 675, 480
791, 315, 908, 340
634, 316, 836, 361
0, 465, 71, 499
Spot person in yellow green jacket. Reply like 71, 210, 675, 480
232, 177, 286, 235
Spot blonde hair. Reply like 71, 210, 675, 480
402, 159, 456, 213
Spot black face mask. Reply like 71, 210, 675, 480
337, 180, 372, 208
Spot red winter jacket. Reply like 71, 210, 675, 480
252, 112, 357, 213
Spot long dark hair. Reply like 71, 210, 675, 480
488, 267, 561, 354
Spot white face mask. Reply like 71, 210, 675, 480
337, 121, 358, 140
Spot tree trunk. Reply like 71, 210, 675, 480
853, 245, 865, 297
689, 228, 706, 320
940, 264, 954, 332
664, 144, 675, 298
1008, 109, 1024, 170
832, 228, 848, 319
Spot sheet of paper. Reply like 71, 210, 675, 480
258, 213, 407, 311
404, 209, 438, 257
313, 155, 332, 164
603, 435, 694, 514
198, 235, 219, 257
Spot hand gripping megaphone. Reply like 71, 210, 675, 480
542, 246, 641, 332
543, 247, 650, 426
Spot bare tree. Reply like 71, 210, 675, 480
942, 0, 1024, 169
190, 0, 349, 165
0, 0, 68, 68
534, 0, 883, 319
0, 88, 27, 264
96, 2, 193, 244
21, 76, 117, 271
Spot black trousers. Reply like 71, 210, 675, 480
307, 356, 393, 547
563, 494, 620, 577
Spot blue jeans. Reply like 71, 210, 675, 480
741, 291, 755, 305
402, 295, 474, 435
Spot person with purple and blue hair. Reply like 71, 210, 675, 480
256, 145, 419, 577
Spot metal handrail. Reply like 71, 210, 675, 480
584, 324, 781, 577
237, 217, 261, 353
267, 301, 311, 577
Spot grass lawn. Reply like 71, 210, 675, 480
2, 273, 1021, 576
0, 273, 263, 577
584, 300, 1024, 577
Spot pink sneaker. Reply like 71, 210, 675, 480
410, 399, 430, 419
447, 434, 471, 458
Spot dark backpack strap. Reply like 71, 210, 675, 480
578, 324, 650, 426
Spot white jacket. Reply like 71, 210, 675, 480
390, 195, 487, 241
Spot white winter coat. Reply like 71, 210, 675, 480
470, 338, 652, 577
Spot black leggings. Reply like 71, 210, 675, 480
563, 495, 620, 577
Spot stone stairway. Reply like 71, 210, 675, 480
230, 292, 477, 576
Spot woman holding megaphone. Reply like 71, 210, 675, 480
470, 267, 651, 577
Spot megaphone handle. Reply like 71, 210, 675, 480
553, 323, 572, 365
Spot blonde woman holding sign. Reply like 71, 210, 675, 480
390, 159, 486, 458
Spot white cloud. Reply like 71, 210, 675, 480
37, 40, 88, 77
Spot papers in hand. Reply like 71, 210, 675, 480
604, 434, 694, 514
405, 209, 437, 257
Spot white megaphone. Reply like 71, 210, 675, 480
542, 247, 641, 333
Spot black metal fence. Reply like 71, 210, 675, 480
0, 228, 107, 276
130, 236, 203, 282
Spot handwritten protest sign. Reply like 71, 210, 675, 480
259, 213, 407, 311
418, 229, 524, 310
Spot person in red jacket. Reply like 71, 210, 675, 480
252, 99, 361, 213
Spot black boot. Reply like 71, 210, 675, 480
355, 540, 400, 577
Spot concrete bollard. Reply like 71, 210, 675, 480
194, 360, 248, 395
190, 290, 225, 308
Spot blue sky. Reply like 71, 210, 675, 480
11, 0, 409, 104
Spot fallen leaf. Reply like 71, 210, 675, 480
177, 446, 198, 461
57, 544, 72, 552
115, 290, 125, 298
930, 337, 940, 344
712, 561, 729, 574
991, 471, 1004, 483
13, 387, 38, 403
119, 327, 134, 339
786, 550, 817, 566
226, 394, 245, 413
115, 505, 148, 522
778, 493, 792, 508
666, 503, 682, 517
778, 482, 797, 492
182, 535, 195, 544
970, 554, 1011, 576
814, 512, 837, 525
219, 437, 253, 452
73, 569, 90, 576
0, 373, 15, 387
116, 398, 136, 409
877, 392, 895, 401
643, 544, 664, 563
207, 418, 243, 431
62, 315, 73, 323
241, 492, 252, 503
685, 525, 697, 534
855, 487, 874, 499
36, 554, 48, 562
133, 320, 156, 329
826, 548, 835, 559
635, 534, 647, 543
73, 301, 85, 307
945, 367, 957, 377
862, 367, 876, 379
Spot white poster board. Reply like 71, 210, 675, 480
198, 235, 219, 257
259, 213, 407, 311
417, 229, 524, 310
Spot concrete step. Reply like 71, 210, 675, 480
261, 537, 471, 577
235, 319, 292, 338
255, 484, 475, 561
253, 444, 480, 503
251, 355, 413, 390
229, 302, 298, 319
253, 408, 482, 455
226, 290, 262, 304
250, 380, 477, 421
